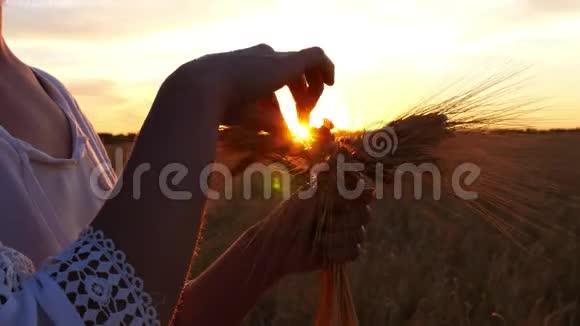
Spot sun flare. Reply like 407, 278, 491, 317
276, 86, 352, 142
292, 124, 312, 142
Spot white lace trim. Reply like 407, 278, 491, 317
0, 244, 35, 306
40, 228, 160, 325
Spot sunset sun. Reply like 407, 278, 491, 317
276, 86, 352, 142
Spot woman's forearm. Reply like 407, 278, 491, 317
175, 225, 282, 325
91, 66, 225, 323
87, 45, 337, 324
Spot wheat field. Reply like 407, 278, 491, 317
104, 131, 580, 326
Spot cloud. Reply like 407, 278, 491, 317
4, 0, 195, 40
526, 0, 580, 12
60, 78, 157, 132
4, 0, 276, 41
64, 79, 119, 97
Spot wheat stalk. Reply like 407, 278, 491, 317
221, 72, 574, 325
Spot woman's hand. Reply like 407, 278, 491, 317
175, 190, 372, 326
177, 44, 335, 136
252, 188, 373, 278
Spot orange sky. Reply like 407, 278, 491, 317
4, 0, 580, 133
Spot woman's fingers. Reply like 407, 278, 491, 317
311, 199, 371, 266
239, 45, 334, 88
296, 47, 335, 86
273, 47, 334, 91
323, 203, 371, 233
317, 226, 366, 248
298, 70, 325, 124
315, 218, 367, 263
326, 242, 361, 264
217, 45, 334, 135
288, 74, 310, 123
305, 69, 324, 104
256, 94, 294, 136
221, 93, 291, 136
288, 71, 324, 125
273, 47, 332, 132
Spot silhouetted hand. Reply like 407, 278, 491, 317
179, 44, 334, 137
251, 188, 373, 278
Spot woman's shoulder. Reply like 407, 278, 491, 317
31, 68, 63, 89
30, 67, 117, 179
31, 68, 78, 109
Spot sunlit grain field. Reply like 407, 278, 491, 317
104, 131, 580, 326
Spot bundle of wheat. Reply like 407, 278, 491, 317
220, 72, 575, 325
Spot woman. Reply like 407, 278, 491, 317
0, 4, 370, 325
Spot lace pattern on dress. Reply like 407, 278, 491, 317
0, 244, 35, 306
40, 228, 160, 325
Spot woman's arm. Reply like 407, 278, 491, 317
91, 68, 223, 322
174, 225, 280, 326
91, 45, 336, 324
174, 191, 372, 325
